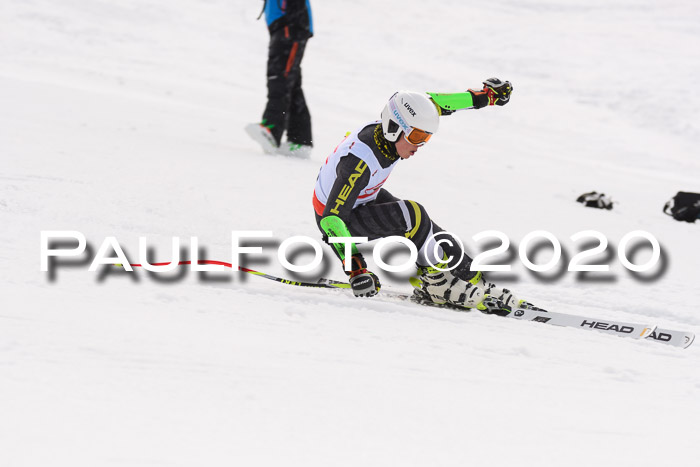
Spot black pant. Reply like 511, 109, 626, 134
316, 189, 474, 272
262, 29, 312, 146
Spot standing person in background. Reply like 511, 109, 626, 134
246, 0, 314, 158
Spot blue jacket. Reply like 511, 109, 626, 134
264, 0, 313, 39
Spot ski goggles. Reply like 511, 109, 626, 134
404, 127, 433, 146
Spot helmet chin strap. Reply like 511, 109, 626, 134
373, 124, 399, 161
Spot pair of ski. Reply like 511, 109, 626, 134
124, 261, 695, 349
315, 278, 695, 349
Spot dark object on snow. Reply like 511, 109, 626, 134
576, 191, 613, 210
663, 191, 700, 223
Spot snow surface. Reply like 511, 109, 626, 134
2, 0, 700, 466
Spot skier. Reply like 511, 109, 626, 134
246, 0, 314, 158
313, 78, 531, 315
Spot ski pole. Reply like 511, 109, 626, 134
121, 260, 351, 289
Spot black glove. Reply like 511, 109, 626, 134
576, 191, 613, 210
468, 77, 513, 108
345, 254, 381, 298
483, 78, 513, 106
350, 270, 381, 297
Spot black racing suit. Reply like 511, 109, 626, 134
314, 123, 474, 275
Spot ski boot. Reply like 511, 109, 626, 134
469, 271, 547, 312
413, 263, 482, 307
476, 295, 512, 316
245, 122, 278, 154
277, 141, 312, 158
412, 266, 541, 315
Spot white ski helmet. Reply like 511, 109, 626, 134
381, 91, 439, 144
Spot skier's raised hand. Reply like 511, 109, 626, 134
481, 78, 513, 106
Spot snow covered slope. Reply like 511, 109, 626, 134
2, 0, 699, 465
